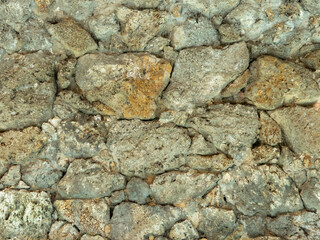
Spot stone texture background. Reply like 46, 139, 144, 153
0, 0, 320, 239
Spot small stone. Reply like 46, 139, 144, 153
0, 23, 21, 53
49, 221, 81, 240
270, 106, 320, 158
123, 0, 162, 8
57, 58, 77, 89
54, 198, 110, 236
198, 207, 236, 240
169, 220, 199, 240
48, 18, 97, 57
108, 190, 126, 206
301, 0, 320, 14
110, 202, 184, 240
221, 70, 250, 98
76, 53, 172, 119
0, 190, 53, 239
14, 180, 30, 189
126, 178, 150, 204
245, 56, 320, 110
163, 42, 249, 110
57, 159, 126, 199
259, 111, 282, 146
145, 36, 170, 55
251, 145, 280, 165
0, 165, 21, 187
301, 49, 320, 70
163, 46, 178, 63
187, 154, 235, 172
150, 171, 219, 204
189, 134, 218, 155
219, 23, 243, 44
300, 177, 320, 212
81, 234, 106, 240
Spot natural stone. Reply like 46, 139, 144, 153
81, 234, 107, 240
56, 58, 77, 89
0, 165, 21, 187
300, 177, 320, 212
259, 111, 282, 146
107, 120, 190, 178
219, 164, 304, 216
0, 51, 56, 130
57, 159, 126, 198
245, 56, 320, 110
123, 0, 162, 8
0, 23, 21, 52
168, 220, 199, 240
47, 18, 97, 57
301, 49, 320, 70
145, 36, 170, 55
221, 70, 250, 98
126, 178, 150, 204
189, 134, 218, 155
163, 42, 250, 110
186, 104, 260, 159
0, 190, 53, 240
49, 221, 81, 240
187, 154, 235, 172
301, 0, 320, 14
108, 190, 126, 207
251, 145, 280, 165
150, 171, 219, 204
76, 53, 172, 119
270, 106, 320, 158
110, 202, 184, 240
54, 198, 110, 236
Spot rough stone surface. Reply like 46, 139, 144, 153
76, 53, 172, 119
57, 159, 126, 198
300, 177, 320, 212
110, 203, 184, 240
0, 52, 56, 130
187, 154, 235, 172
163, 42, 249, 110
189, 134, 218, 155
301, 49, 320, 70
270, 106, 320, 158
81, 234, 107, 240
0, 190, 53, 240
221, 70, 251, 98
0, 165, 21, 187
259, 111, 282, 146
49, 221, 81, 240
168, 220, 199, 240
126, 178, 150, 204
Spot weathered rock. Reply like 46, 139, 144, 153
150, 171, 219, 204
187, 154, 235, 172
54, 199, 110, 236
126, 178, 150, 204
0, 23, 21, 52
49, 221, 81, 240
221, 70, 250, 98
301, 49, 320, 70
168, 220, 199, 240
107, 120, 190, 178
186, 104, 260, 159
189, 134, 218, 155
76, 53, 172, 119
0, 165, 21, 187
123, 0, 162, 8
163, 42, 250, 110
110, 202, 184, 240
251, 145, 280, 165
81, 234, 106, 240
259, 111, 282, 146
0, 52, 56, 130
219, 165, 304, 216
171, 16, 219, 50
301, 0, 320, 14
245, 56, 320, 110
218, 23, 243, 44
159, 110, 189, 127
270, 106, 320, 158
300, 177, 320, 212
107, 190, 126, 207
198, 207, 236, 240
47, 18, 97, 57
145, 36, 170, 55
0, 190, 53, 240
56, 58, 77, 89
57, 159, 126, 198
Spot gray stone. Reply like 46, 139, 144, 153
221, 70, 250, 98
163, 42, 249, 110
107, 120, 190, 178
186, 104, 260, 159
0, 51, 56, 131
54, 199, 110, 236
189, 134, 218, 155
198, 207, 236, 240
301, 49, 320, 70
251, 145, 280, 165
126, 178, 150, 204
108, 190, 126, 207
0, 190, 53, 240
57, 159, 126, 199
110, 202, 184, 240
56, 58, 77, 89
168, 220, 199, 240
0, 23, 21, 53
259, 111, 282, 146
301, 0, 320, 14
219, 164, 304, 216
245, 56, 320, 110
0, 165, 21, 187
150, 171, 219, 204
81, 234, 106, 240
218, 23, 243, 44
145, 36, 170, 55
47, 18, 97, 57
123, 0, 162, 8
187, 154, 235, 172
270, 106, 320, 158
76, 52, 172, 119
49, 221, 81, 240
300, 178, 320, 212
171, 16, 219, 50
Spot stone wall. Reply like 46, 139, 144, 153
0, 0, 320, 239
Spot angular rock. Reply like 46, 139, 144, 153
123, 0, 162, 8
76, 53, 172, 119
0, 190, 53, 240
198, 207, 236, 240
219, 165, 304, 216
49, 221, 81, 240
300, 178, 320, 212
81, 234, 106, 240
57, 159, 126, 198
0, 52, 56, 130
0, 165, 21, 187
245, 56, 320, 110
126, 178, 150, 204
145, 36, 170, 55
186, 104, 260, 159
168, 220, 199, 240
107, 120, 190, 178
187, 154, 235, 172
0, 23, 21, 52
171, 16, 219, 50
150, 171, 219, 204
301, 49, 320, 70
301, 0, 320, 14
107, 190, 126, 207
221, 69, 250, 98
48, 18, 97, 57
189, 134, 218, 155
163, 42, 249, 110
251, 145, 280, 165
56, 58, 77, 89
110, 203, 184, 240
270, 106, 320, 158
54, 199, 110, 236
259, 111, 282, 146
